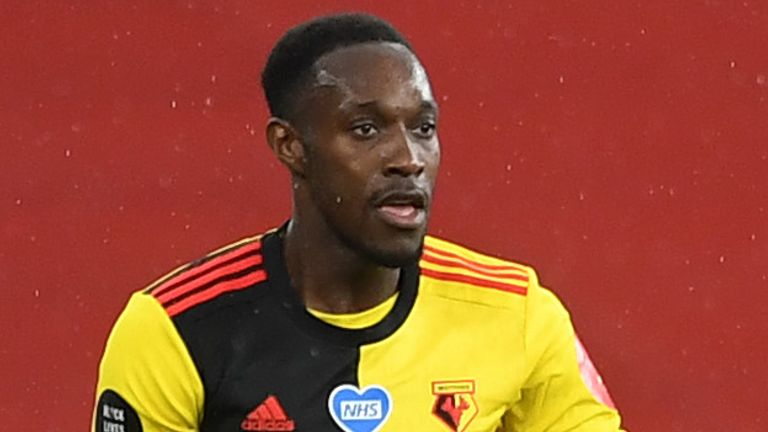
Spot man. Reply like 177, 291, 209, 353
93, 13, 623, 432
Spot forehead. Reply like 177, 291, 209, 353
310, 42, 433, 105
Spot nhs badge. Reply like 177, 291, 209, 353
328, 384, 392, 432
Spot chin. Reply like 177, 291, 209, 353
364, 243, 424, 268
338, 225, 426, 268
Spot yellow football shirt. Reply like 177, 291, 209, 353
93, 228, 622, 431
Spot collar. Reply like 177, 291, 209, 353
261, 224, 420, 347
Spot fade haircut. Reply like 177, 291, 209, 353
261, 13, 412, 121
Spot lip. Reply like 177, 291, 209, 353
372, 189, 428, 230
376, 205, 426, 229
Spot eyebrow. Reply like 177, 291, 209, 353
343, 99, 439, 114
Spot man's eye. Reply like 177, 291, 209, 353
351, 123, 378, 138
415, 122, 436, 138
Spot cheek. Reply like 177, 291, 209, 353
431, 144, 442, 165
309, 145, 375, 202
423, 143, 441, 177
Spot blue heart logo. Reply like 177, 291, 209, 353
327, 384, 392, 432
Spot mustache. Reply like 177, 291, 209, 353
370, 181, 432, 208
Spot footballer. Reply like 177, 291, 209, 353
93, 13, 623, 432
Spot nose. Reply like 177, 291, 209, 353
384, 127, 425, 177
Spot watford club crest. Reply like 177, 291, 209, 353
431, 380, 478, 432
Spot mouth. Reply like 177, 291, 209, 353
373, 189, 428, 230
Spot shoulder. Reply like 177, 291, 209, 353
96, 291, 205, 429
143, 232, 270, 319
419, 235, 540, 308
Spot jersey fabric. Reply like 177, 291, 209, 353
307, 292, 399, 329
93, 226, 622, 432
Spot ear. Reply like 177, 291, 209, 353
265, 118, 308, 177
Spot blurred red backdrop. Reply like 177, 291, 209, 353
2, 1, 767, 430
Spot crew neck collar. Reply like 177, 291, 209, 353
261, 225, 420, 347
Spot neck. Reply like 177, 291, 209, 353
282, 214, 400, 315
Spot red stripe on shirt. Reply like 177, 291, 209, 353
166, 269, 267, 317
423, 244, 529, 273
421, 251, 529, 282
155, 254, 263, 305
152, 241, 261, 296
420, 268, 527, 296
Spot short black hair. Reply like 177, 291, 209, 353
261, 13, 412, 120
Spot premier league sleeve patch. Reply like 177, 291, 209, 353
327, 384, 392, 432
95, 390, 143, 432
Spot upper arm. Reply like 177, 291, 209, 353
503, 279, 623, 432
92, 293, 204, 432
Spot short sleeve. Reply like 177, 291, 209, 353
503, 274, 623, 431
92, 293, 204, 432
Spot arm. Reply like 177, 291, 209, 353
92, 293, 204, 432
503, 277, 623, 431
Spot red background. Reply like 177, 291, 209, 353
2, 1, 767, 430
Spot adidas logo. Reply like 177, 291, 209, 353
240, 395, 296, 431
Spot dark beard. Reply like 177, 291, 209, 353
302, 154, 427, 268
330, 220, 425, 268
